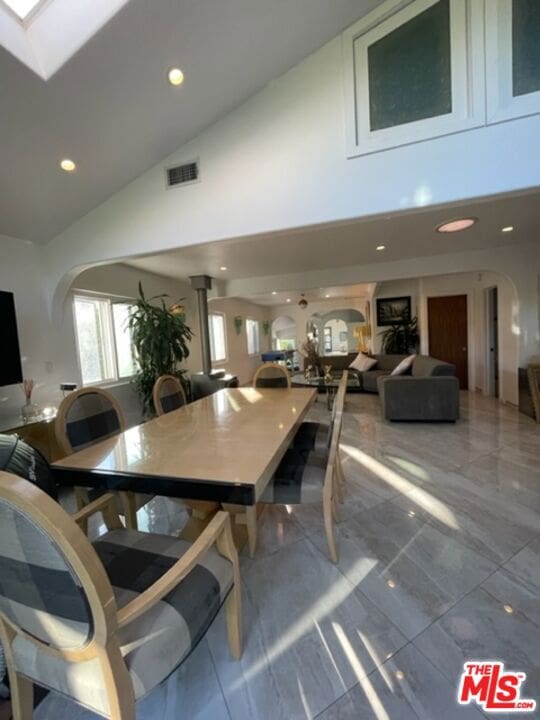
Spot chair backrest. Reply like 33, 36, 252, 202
153, 375, 187, 416
323, 410, 343, 495
253, 363, 291, 389
0, 472, 115, 651
55, 387, 125, 455
0, 434, 57, 499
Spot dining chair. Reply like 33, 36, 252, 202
55, 387, 152, 531
153, 375, 219, 520
260, 408, 344, 562
253, 362, 291, 388
153, 374, 187, 416
0, 472, 242, 720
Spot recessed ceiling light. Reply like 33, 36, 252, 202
219, 266, 227, 271
501, 225, 514, 233
272, 291, 277, 295
325, 294, 331, 298
168, 68, 184, 86
286, 298, 291, 303
436, 217, 477, 233
376, 245, 386, 251
60, 158, 76, 172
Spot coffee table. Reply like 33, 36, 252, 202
291, 372, 360, 410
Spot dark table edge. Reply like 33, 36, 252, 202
51, 466, 256, 505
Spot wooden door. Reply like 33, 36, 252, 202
428, 295, 468, 389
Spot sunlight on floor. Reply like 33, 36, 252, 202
341, 444, 459, 530
231, 557, 377, 688
333, 623, 390, 720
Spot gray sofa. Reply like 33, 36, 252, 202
351, 354, 460, 422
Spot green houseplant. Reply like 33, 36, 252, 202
128, 283, 193, 415
379, 316, 420, 355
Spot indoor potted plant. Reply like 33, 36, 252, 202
128, 283, 193, 415
379, 316, 420, 354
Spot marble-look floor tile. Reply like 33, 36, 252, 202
240, 504, 307, 560
391, 472, 539, 564
414, 569, 540, 705
463, 451, 540, 512
34, 637, 230, 720
316, 643, 484, 720
207, 539, 407, 720
310, 503, 496, 640
503, 536, 540, 590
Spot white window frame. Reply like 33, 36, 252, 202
485, 0, 540, 124
246, 318, 260, 356
343, 0, 485, 157
209, 312, 227, 363
72, 293, 136, 386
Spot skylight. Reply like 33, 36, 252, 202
2, 0, 43, 21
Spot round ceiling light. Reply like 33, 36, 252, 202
60, 158, 76, 172
168, 68, 184, 86
436, 217, 477, 233
501, 225, 514, 233
219, 266, 228, 271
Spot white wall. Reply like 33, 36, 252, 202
43, 30, 540, 307
207, 297, 271, 385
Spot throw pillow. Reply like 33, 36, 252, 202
390, 354, 417, 376
349, 353, 378, 372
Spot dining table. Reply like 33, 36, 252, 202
51, 387, 317, 506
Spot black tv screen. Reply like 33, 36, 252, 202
0, 291, 23, 387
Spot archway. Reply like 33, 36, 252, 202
271, 315, 297, 350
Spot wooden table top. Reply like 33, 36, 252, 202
52, 387, 317, 505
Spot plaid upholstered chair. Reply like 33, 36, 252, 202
293, 370, 348, 457
0, 472, 242, 720
253, 362, 291, 389
55, 387, 153, 531
261, 408, 345, 563
153, 374, 187, 416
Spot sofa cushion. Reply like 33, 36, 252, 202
363, 370, 391, 393
373, 354, 408, 372
390, 354, 416, 376
412, 355, 455, 377
349, 353, 378, 372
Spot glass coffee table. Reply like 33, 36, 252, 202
291, 372, 360, 410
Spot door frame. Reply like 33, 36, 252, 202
420, 290, 475, 390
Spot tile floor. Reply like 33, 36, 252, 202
35, 392, 539, 719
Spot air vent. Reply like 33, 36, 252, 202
166, 161, 199, 187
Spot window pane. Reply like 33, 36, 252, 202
74, 298, 109, 385
246, 319, 260, 355
368, 0, 452, 131
113, 303, 136, 378
512, 0, 540, 97
209, 314, 226, 362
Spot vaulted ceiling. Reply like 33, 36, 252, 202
0, 0, 383, 243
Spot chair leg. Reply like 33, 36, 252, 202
246, 505, 257, 558
74, 486, 90, 534
216, 515, 243, 659
119, 491, 138, 530
332, 491, 340, 523
9, 672, 33, 720
323, 488, 338, 564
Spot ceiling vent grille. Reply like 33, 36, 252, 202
166, 161, 199, 188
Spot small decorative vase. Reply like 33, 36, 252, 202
304, 364, 313, 380
21, 401, 41, 423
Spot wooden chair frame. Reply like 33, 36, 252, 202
152, 375, 188, 417
0, 472, 242, 720
55, 386, 143, 530
253, 362, 291, 389
243, 370, 348, 562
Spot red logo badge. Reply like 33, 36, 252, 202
458, 661, 536, 713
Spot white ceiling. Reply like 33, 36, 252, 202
124, 188, 539, 295
235, 284, 374, 307
0, 0, 383, 243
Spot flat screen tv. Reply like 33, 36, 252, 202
0, 291, 23, 387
